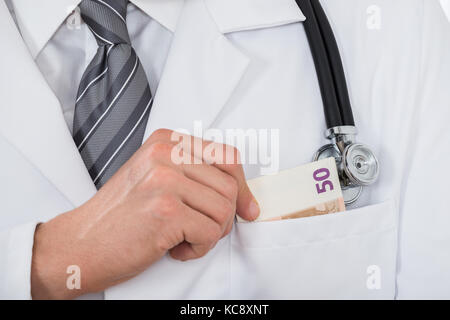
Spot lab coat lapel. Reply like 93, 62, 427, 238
143, 0, 250, 138
143, 0, 305, 138
0, 1, 96, 207
205, 0, 306, 33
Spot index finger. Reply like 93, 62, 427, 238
147, 129, 260, 221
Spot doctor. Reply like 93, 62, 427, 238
0, 0, 449, 300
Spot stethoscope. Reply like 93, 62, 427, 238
295, 0, 379, 205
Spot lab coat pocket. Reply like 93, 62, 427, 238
230, 200, 398, 299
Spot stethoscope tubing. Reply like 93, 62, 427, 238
310, 0, 355, 126
295, 0, 355, 128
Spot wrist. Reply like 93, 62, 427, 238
30, 210, 93, 299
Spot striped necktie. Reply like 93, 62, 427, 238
73, 0, 153, 189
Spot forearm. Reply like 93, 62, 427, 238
29, 201, 156, 300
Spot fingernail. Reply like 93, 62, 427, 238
248, 198, 260, 220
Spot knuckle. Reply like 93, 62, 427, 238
206, 224, 223, 244
147, 141, 174, 160
153, 193, 180, 216
147, 165, 178, 187
151, 128, 173, 140
216, 199, 234, 225
223, 176, 239, 200
224, 162, 241, 176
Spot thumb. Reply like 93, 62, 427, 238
236, 182, 260, 221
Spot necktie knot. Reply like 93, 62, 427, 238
80, 0, 131, 46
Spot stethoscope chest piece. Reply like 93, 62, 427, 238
342, 143, 379, 186
313, 126, 379, 205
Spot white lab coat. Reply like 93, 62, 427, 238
0, 0, 449, 299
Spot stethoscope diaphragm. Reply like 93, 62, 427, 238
342, 143, 379, 186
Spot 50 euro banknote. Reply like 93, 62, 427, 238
238, 157, 345, 223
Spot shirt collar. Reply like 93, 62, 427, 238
11, 0, 185, 59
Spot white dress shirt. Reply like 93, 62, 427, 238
8, 0, 176, 133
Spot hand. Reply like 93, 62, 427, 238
31, 129, 260, 299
